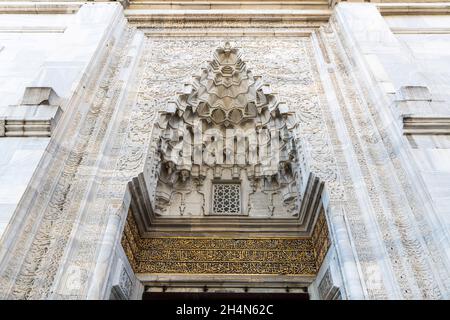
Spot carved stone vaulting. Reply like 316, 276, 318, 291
122, 42, 330, 280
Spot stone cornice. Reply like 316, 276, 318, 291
0, 118, 55, 137
391, 27, 450, 34
0, 25, 66, 33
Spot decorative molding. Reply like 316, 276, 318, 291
139, 273, 312, 291
391, 27, 450, 35
124, 9, 332, 29
0, 118, 54, 137
395, 86, 450, 135
0, 2, 81, 14
111, 263, 133, 300
121, 209, 331, 276
317, 268, 340, 300
127, 1, 329, 11
377, 3, 450, 16
328, 10, 446, 298
0, 26, 66, 33
125, 41, 331, 237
